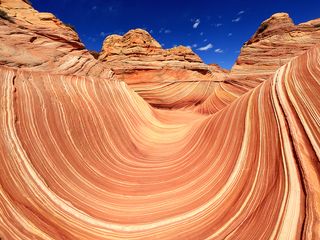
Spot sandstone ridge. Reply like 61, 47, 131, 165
231, 12, 320, 81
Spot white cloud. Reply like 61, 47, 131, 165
159, 28, 171, 34
100, 32, 107, 37
232, 17, 241, 22
150, 29, 153, 34
203, 38, 208, 42
214, 48, 223, 53
192, 43, 198, 48
238, 10, 245, 15
197, 43, 213, 51
228, 33, 233, 37
186, 45, 192, 48
215, 23, 223, 27
200, 32, 204, 36
92, 6, 97, 10
193, 19, 200, 29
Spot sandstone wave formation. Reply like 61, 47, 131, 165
0, 0, 113, 78
231, 12, 320, 81
196, 13, 320, 114
1, 1, 320, 239
98, 29, 228, 108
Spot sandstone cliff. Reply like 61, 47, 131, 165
0, 1, 320, 239
99, 29, 220, 83
0, 0, 113, 78
231, 13, 320, 81
98, 29, 229, 108
1, 45, 319, 239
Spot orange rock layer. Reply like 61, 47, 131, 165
99, 28, 216, 82
0, 45, 319, 239
231, 13, 320, 81
0, 0, 113, 78
98, 29, 228, 108
0, 1, 320, 239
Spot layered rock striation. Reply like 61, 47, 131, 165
1, 45, 319, 240
98, 29, 229, 108
0, 2, 320, 239
0, 0, 113, 78
99, 29, 217, 83
231, 13, 320, 81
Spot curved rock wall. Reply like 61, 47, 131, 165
0, 46, 319, 239
231, 13, 320, 81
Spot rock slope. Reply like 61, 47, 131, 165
0, 0, 113, 78
0, 2, 320, 239
0, 45, 319, 240
98, 29, 228, 108
198, 13, 320, 115
99, 29, 217, 82
231, 13, 320, 81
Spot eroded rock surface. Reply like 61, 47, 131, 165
0, 3, 320, 239
99, 29, 216, 82
0, 0, 113, 78
98, 29, 230, 108
1, 46, 319, 240
231, 13, 320, 81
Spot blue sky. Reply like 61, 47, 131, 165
31, 0, 320, 69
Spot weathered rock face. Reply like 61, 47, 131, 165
0, 0, 113, 78
99, 29, 218, 83
0, 1, 320, 239
1, 45, 320, 240
231, 13, 320, 81
98, 29, 228, 108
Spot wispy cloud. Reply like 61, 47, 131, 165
215, 23, 223, 27
159, 28, 171, 34
200, 32, 204, 36
150, 29, 153, 34
192, 43, 198, 48
228, 33, 233, 37
193, 19, 200, 29
100, 32, 107, 37
232, 17, 241, 22
88, 36, 97, 43
197, 43, 213, 51
238, 10, 245, 15
203, 38, 208, 42
92, 6, 97, 10
214, 48, 223, 53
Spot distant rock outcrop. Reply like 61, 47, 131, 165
231, 13, 320, 81
98, 29, 228, 108
99, 29, 217, 83
0, 0, 113, 78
